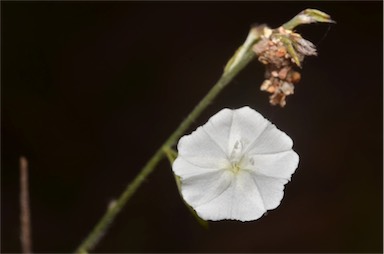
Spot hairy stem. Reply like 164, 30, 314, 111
75, 43, 257, 254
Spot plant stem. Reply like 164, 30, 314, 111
75, 43, 257, 254
20, 156, 32, 254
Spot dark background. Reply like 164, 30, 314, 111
2, 1, 383, 253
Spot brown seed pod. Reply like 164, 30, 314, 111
290, 71, 301, 84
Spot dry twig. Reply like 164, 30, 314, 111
20, 156, 32, 254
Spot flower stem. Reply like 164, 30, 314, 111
75, 34, 258, 254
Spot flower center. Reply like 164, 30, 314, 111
229, 140, 244, 174
231, 162, 241, 173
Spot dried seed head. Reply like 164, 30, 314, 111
252, 26, 318, 107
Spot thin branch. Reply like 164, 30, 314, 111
20, 156, 32, 254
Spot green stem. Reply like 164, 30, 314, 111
163, 147, 178, 165
75, 43, 257, 254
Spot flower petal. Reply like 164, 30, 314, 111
247, 172, 288, 210
201, 108, 234, 155
227, 106, 270, 156
243, 150, 299, 180
177, 126, 229, 168
193, 170, 268, 221
246, 123, 293, 155
173, 156, 222, 178
180, 169, 233, 208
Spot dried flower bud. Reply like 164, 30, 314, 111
260, 79, 272, 91
289, 71, 301, 84
291, 33, 317, 57
283, 9, 335, 31
278, 67, 290, 80
270, 92, 287, 107
281, 82, 294, 95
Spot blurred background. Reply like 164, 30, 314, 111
2, 2, 382, 253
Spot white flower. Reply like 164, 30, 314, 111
172, 106, 299, 222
